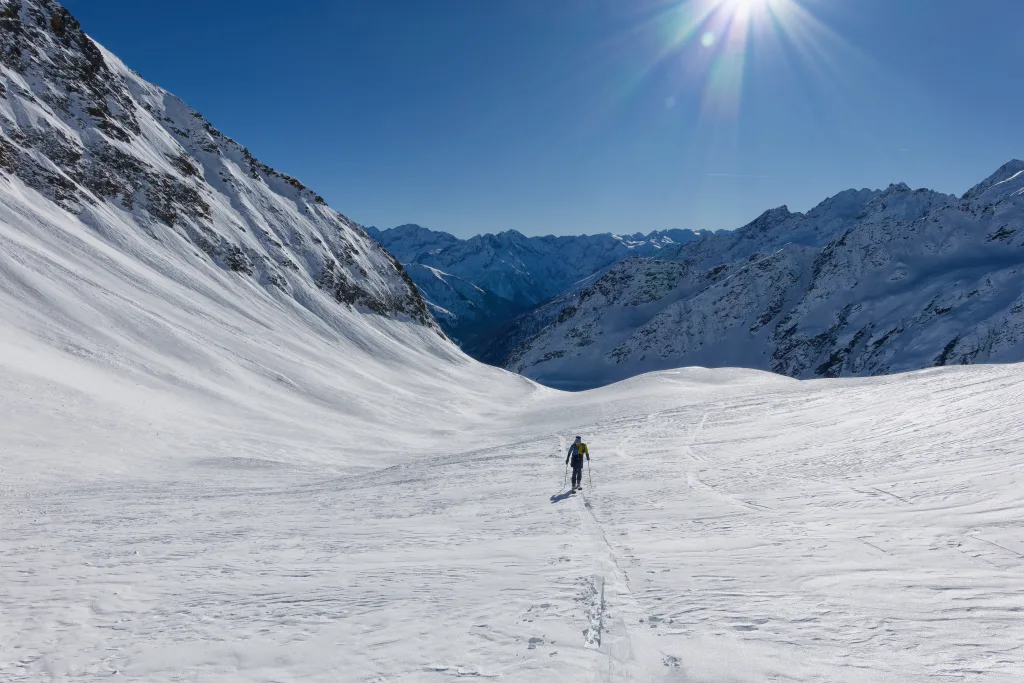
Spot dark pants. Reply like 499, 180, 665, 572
571, 466, 584, 489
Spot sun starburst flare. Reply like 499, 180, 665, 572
663, 0, 803, 118
595, 0, 862, 169
627, 0, 843, 112
570, 0, 865, 175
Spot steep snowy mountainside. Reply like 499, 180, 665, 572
0, 0, 433, 328
510, 164, 1024, 389
0, 0, 547, 477
368, 223, 705, 356
0, 182, 530, 477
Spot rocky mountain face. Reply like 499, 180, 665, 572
0, 0, 435, 330
507, 163, 1024, 389
367, 223, 705, 354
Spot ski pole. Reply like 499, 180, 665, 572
562, 462, 568, 490
587, 459, 592, 489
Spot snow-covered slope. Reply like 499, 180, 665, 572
0, 0, 538, 470
0, 0, 543, 466
369, 224, 706, 354
7, 350, 1024, 681
0, 0, 433, 329
510, 164, 1024, 389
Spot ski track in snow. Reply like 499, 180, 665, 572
3, 364, 1024, 682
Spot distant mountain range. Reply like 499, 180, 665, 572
365, 224, 708, 354
370, 163, 1024, 389
507, 163, 1024, 388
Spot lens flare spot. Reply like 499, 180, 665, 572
701, 31, 716, 48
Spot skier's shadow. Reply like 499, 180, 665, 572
550, 491, 575, 504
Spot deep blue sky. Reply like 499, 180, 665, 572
65, 0, 1022, 237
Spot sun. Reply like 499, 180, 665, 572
728, 0, 772, 12
653, 0, 818, 109
664, 0, 793, 58
718, 0, 781, 25
598, 0, 841, 131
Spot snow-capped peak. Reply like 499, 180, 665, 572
963, 159, 1024, 203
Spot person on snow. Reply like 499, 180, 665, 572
566, 436, 590, 491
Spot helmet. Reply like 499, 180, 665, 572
575, 436, 582, 442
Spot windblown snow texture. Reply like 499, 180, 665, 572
509, 165, 1024, 389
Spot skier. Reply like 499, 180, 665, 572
566, 435, 590, 492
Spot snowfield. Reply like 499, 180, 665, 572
4, 286, 1024, 683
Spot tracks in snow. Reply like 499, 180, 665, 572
575, 486, 645, 682
567, 409, 727, 681
680, 411, 777, 515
